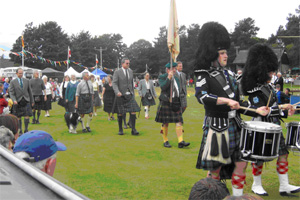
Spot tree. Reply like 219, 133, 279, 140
231, 17, 260, 50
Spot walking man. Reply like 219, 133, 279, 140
75, 72, 94, 133
9, 68, 34, 134
30, 70, 46, 124
112, 58, 140, 135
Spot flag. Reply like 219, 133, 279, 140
0, 48, 5, 51
96, 57, 99, 64
167, 0, 180, 62
21, 35, 25, 48
68, 46, 71, 58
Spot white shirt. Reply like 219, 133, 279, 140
44, 82, 52, 95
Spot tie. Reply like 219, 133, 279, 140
20, 78, 23, 89
125, 69, 129, 85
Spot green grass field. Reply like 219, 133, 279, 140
28, 86, 300, 200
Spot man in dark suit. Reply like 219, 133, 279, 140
113, 58, 140, 135
274, 72, 283, 91
9, 68, 34, 134
174, 61, 187, 113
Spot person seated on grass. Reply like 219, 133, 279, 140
189, 177, 230, 200
0, 126, 15, 150
0, 114, 20, 149
14, 130, 66, 176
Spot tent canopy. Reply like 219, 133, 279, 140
64, 67, 81, 78
92, 68, 107, 79
41, 68, 64, 82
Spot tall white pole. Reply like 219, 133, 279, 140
22, 46, 24, 69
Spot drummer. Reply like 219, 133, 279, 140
194, 22, 269, 197
241, 43, 299, 196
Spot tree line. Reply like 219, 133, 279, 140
10, 5, 299, 78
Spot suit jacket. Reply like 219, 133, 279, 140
174, 71, 187, 95
274, 77, 283, 91
158, 73, 180, 102
138, 79, 157, 98
9, 77, 33, 103
112, 68, 134, 95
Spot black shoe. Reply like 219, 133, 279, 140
82, 129, 87, 133
86, 127, 91, 132
36, 120, 40, 124
118, 131, 124, 135
164, 141, 172, 148
24, 129, 28, 133
32, 119, 36, 124
178, 141, 190, 148
131, 129, 139, 135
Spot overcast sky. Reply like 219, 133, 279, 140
1, 0, 299, 54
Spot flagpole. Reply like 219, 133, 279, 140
170, 49, 173, 103
67, 47, 69, 70
22, 46, 24, 69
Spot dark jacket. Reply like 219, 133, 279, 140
158, 73, 180, 102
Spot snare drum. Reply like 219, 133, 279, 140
240, 121, 281, 162
285, 122, 300, 152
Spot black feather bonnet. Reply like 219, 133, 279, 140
194, 22, 231, 70
241, 43, 279, 94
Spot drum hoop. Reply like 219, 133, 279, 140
242, 127, 281, 134
250, 154, 278, 160
287, 122, 300, 126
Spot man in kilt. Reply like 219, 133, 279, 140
112, 58, 140, 135
138, 73, 157, 119
75, 72, 94, 133
194, 22, 269, 196
155, 62, 190, 148
9, 68, 34, 134
241, 44, 299, 196
30, 70, 46, 124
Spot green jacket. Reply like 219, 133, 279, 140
158, 73, 180, 102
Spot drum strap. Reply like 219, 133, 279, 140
231, 173, 246, 189
277, 161, 288, 174
252, 163, 263, 176
210, 70, 235, 99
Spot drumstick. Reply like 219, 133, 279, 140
240, 106, 257, 112
292, 101, 300, 106
266, 92, 272, 108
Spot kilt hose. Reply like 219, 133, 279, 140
196, 117, 241, 179
155, 100, 183, 124
32, 95, 44, 110
12, 103, 33, 118
115, 95, 140, 114
78, 94, 93, 114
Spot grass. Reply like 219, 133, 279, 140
28, 86, 300, 200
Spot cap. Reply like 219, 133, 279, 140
165, 62, 178, 68
13, 130, 66, 162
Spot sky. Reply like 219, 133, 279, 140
0, 0, 299, 58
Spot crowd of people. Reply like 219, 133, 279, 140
0, 22, 300, 199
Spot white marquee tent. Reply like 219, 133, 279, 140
64, 67, 81, 78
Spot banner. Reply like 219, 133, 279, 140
167, 0, 180, 61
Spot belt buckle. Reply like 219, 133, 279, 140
228, 110, 236, 118
125, 92, 131, 95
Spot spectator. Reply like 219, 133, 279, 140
3, 78, 10, 95
42, 75, 54, 117
102, 75, 116, 121
275, 84, 289, 104
189, 78, 194, 87
59, 75, 70, 111
274, 72, 283, 91
0, 83, 8, 115
14, 130, 66, 176
65, 74, 79, 113
90, 75, 102, 116
0, 114, 20, 149
0, 126, 14, 150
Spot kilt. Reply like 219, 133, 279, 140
155, 100, 183, 124
66, 100, 76, 113
180, 93, 187, 108
93, 91, 102, 107
78, 94, 93, 114
141, 91, 156, 107
43, 94, 52, 110
12, 102, 33, 118
196, 117, 241, 178
32, 95, 44, 110
103, 95, 117, 113
115, 95, 140, 114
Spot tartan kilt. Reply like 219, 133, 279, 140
155, 100, 183, 124
180, 94, 187, 108
32, 95, 44, 110
93, 91, 102, 107
12, 102, 33, 118
115, 95, 140, 114
141, 96, 156, 106
196, 117, 241, 178
78, 94, 93, 114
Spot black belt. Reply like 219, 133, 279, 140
205, 110, 236, 119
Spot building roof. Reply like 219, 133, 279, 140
0, 59, 15, 68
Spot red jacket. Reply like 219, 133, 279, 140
0, 98, 8, 114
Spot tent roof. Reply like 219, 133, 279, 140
64, 67, 81, 77
41, 68, 64, 73
92, 68, 107, 76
